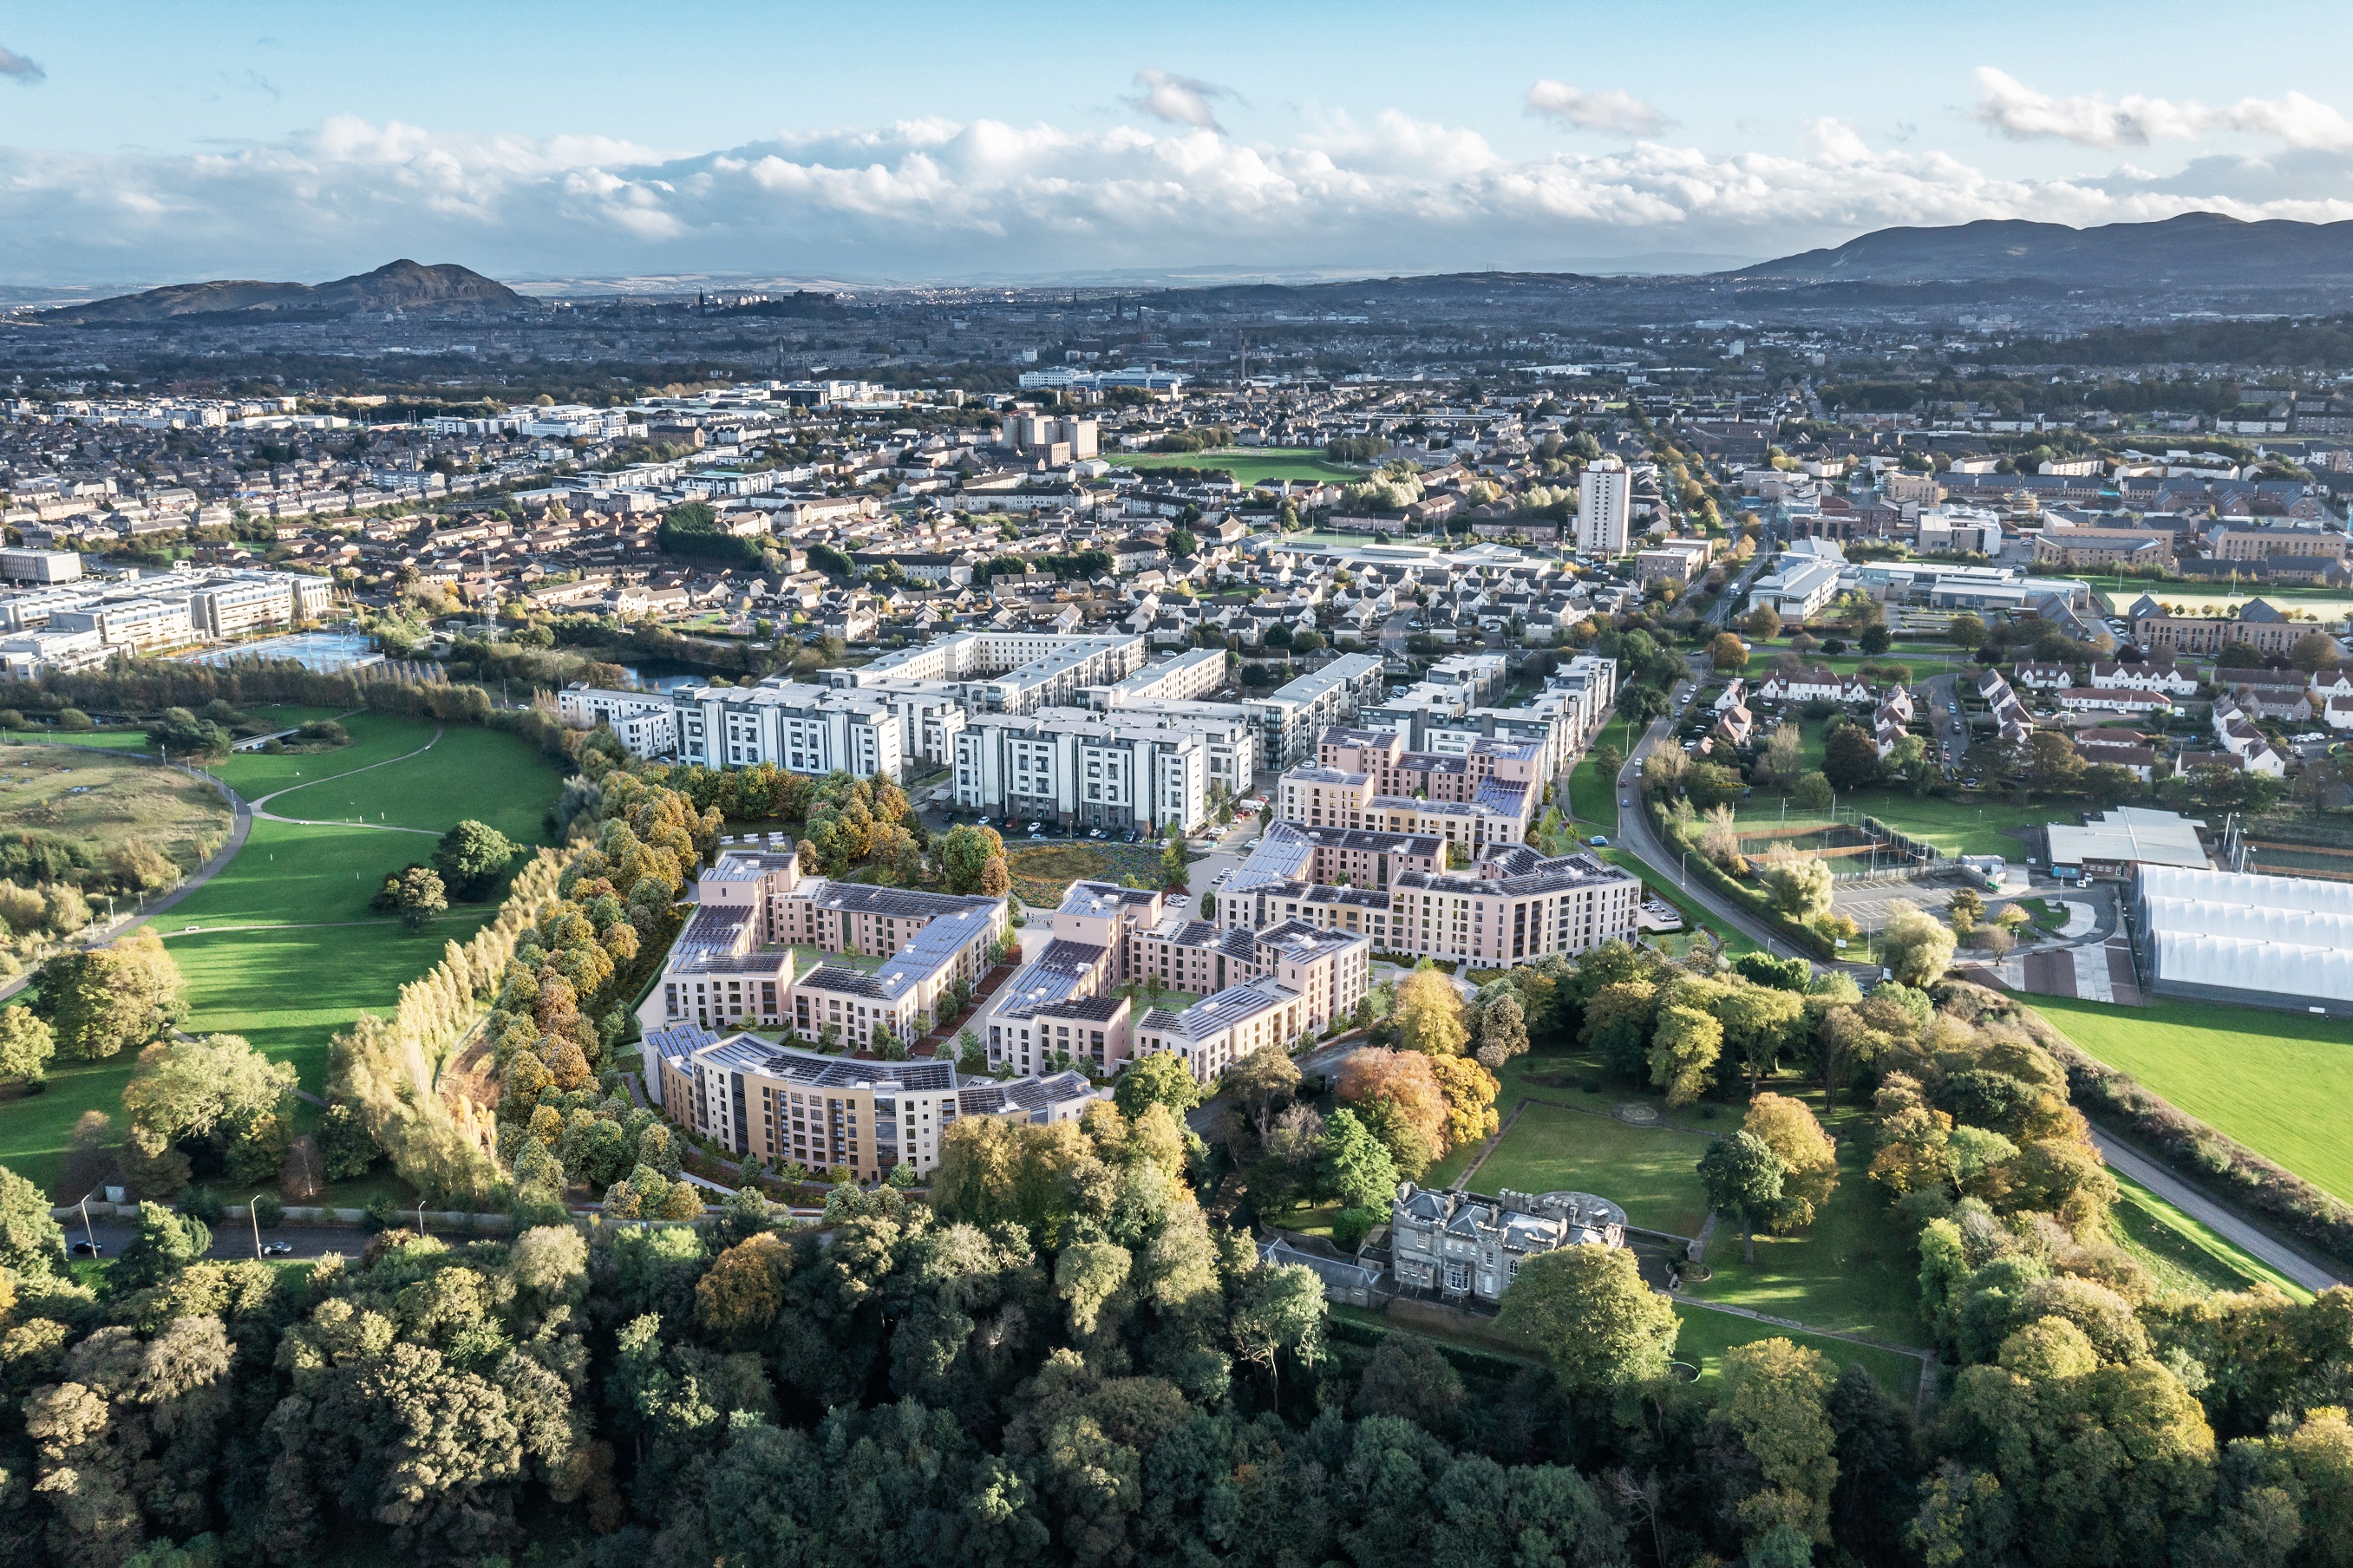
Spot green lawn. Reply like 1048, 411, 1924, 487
0, 1056, 140, 1198
1683, 1109, 1931, 1351
1670, 1304, 1924, 1402
2027, 994, 2353, 1205
2108, 1172, 2314, 1302
1456, 1101, 1715, 1238
0, 715, 565, 1196
1110, 448, 1368, 487
3, 729, 157, 752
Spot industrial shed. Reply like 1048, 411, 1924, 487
2131, 865, 2353, 1013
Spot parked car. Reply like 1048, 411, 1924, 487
1590, 835, 1609, 847
70, 1240, 104, 1258
260, 1241, 294, 1258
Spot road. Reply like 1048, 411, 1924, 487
1607, 676, 1864, 970
63, 1218, 381, 1264
2088, 1130, 2345, 1293
1922, 672, 1970, 774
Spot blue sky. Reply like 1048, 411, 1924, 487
3, 1, 2351, 287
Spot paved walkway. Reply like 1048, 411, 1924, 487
2088, 1128, 2345, 1292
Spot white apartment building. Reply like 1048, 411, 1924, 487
1577, 457, 1631, 555
831, 630, 1145, 715
1090, 647, 1229, 709
671, 678, 905, 781
1240, 653, 1389, 772
557, 683, 678, 756
953, 712, 1210, 833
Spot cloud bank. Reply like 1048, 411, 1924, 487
4, 78, 2353, 285
1971, 68, 2353, 151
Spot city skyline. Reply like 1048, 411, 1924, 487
5, 1, 2353, 288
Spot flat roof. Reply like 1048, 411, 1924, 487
2046, 807, 2208, 871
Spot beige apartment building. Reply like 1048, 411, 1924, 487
644, 1024, 1095, 1181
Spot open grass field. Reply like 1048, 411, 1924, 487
2026, 994, 2353, 1204
1459, 1101, 1716, 1238
1735, 790, 2045, 859
0, 747, 232, 877
1, 729, 156, 752
1109, 448, 1367, 487
0, 712, 565, 1194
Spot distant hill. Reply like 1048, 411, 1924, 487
1728, 212, 2353, 289
43, 259, 526, 323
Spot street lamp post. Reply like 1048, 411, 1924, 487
250, 1194, 263, 1260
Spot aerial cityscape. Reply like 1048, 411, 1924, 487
3, 7, 2353, 1566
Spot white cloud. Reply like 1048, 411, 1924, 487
3, 106, 2352, 285
1526, 81, 1671, 136
1971, 67, 2353, 150
1127, 69, 1232, 134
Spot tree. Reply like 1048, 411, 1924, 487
1160, 825, 1190, 892
1948, 613, 1987, 650
2023, 730, 2085, 796
1338, 1049, 1452, 1166
977, 854, 1011, 898
1699, 1130, 1788, 1263
1496, 1243, 1679, 1395
33, 928, 186, 1060
0, 1162, 65, 1277
1821, 723, 1882, 793
1709, 632, 1749, 672
1948, 885, 1984, 933
1717, 983, 1807, 1095
2289, 630, 2342, 675
1791, 770, 1833, 811
1858, 623, 1892, 656
431, 820, 517, 900
1395, 965, 1468, 1057
0, 1006, 55, 1086
1650, 1004, 1723, 1107
1316, 1107, 1400, 1210
1744, 604, 1782, 640
1759, 848, 1833, 921
1230, 1263, 1326, 1407
146, 706, 232, 760
318, 1101, 380, 1179
1224, 1042, 1302, 1146
1742, 1093, 1838, 1230
395, 866, 448, 932
1755, 725, 1804, 790
1715, 1338, 1840, 1547
937, 824, 1007, 895
1114, 1052, 1203, 1121
1474, 991, 1528, 1071
112, 1200, 213, 1290
1879, 905, 1958, 986
122, 1033, 297, 1167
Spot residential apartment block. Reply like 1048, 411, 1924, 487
669, 677, 905, 780
951, 709, 1223, 833
1239, 653, 1389, 772
0, 564, 330, 669
636, 845, 1007, 1048
1275, 727, 1541, 856
557, 683, 677, 756
1212, 824, 1640, 964
830, 629, 1146, 714
644, 1024, 1094, 1182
